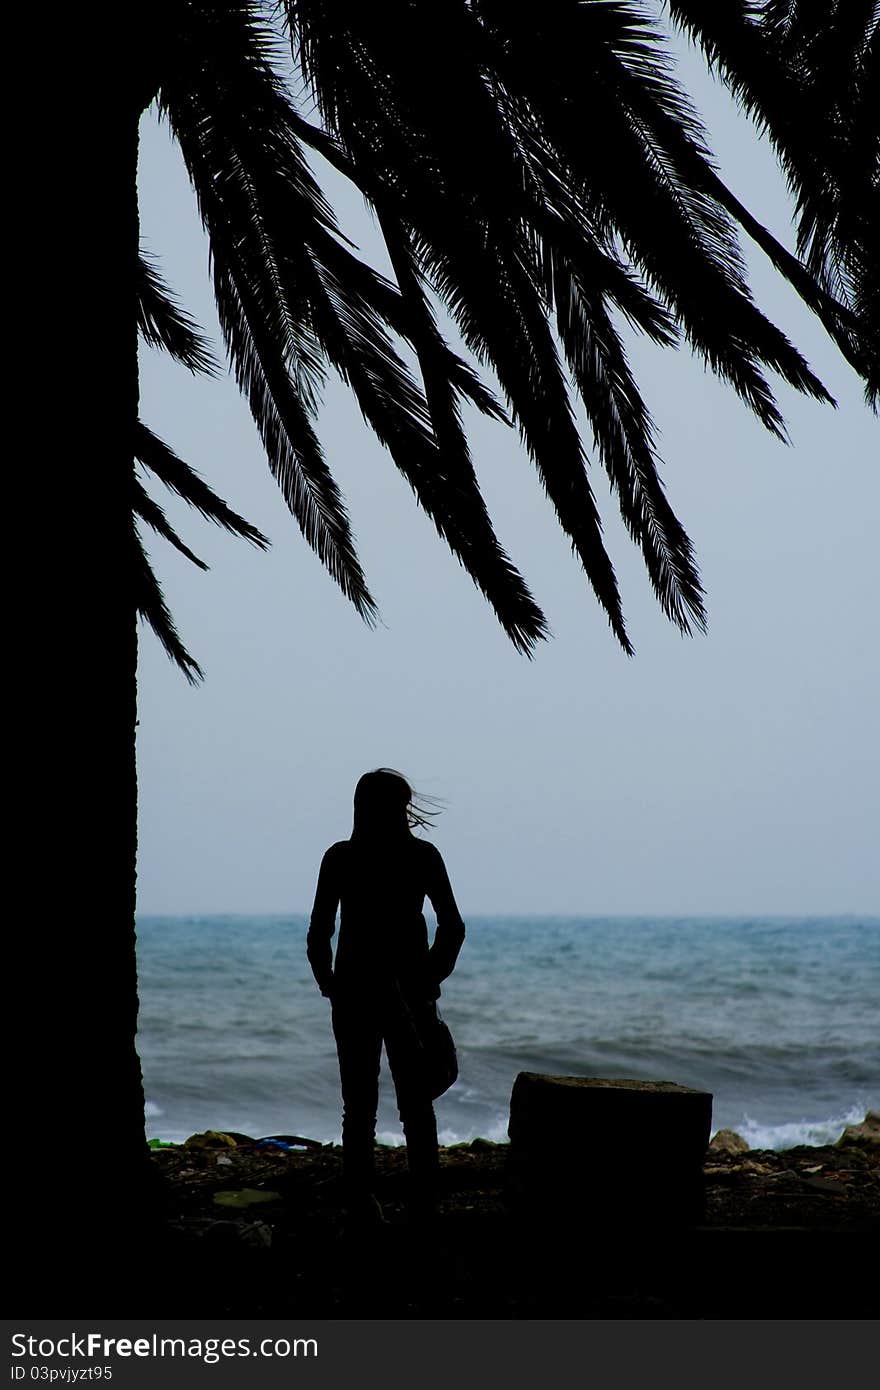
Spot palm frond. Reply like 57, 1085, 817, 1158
159, 1, 378, 622
133, 475, 209, 571
282, 0, 871, 646
144, 0, 874, 664
133, 522, 203, 683
160, 0, 555, 647
571, 19, 867, 378
550, 246, 706, 633
288, 0, 634, 647
135, 420, 270, 548
137, 252, 218, 375
475, 0, 834, 431
278, 126, 545, 647
423, 223, 633, 651
213, 253, 379, 622
294, 176, 512, 425
304, 212, 550, 652
665, 0, 879, 401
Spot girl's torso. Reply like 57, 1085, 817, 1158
331, 835, 436, 993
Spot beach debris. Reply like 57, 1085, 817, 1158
836, 1112, 880, 1148
254, 1135, 323, 1153
177, 1131, 323, 1153
800, 1175, 848, 1194
184, 1130, 239, 1149
709, 1129, 749, 1155
212, 1188, 283, 1208
742, 1160, 774, 1175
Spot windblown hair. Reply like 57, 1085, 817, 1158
352, 768, 441, 839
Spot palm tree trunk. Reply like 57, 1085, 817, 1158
13, 57, 151, 1311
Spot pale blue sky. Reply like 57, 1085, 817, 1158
135, 33, 879, 917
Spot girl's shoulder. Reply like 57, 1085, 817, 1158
322, 839, 350, 865
411, 836, 444, 866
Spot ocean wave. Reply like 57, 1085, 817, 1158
736, 1102, 871, 1151
137, 914, 880, 1153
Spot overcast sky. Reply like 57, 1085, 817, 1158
135, 33, 879, 918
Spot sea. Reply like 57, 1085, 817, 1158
136, 914, 879, 1152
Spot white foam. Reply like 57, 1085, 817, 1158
375, 1114, 511, 1149
144, 1099, 163, 1117
737, 1101, 871, 1151
375, 1130, 405, 1147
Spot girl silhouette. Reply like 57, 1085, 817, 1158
307, 768, 465, 1224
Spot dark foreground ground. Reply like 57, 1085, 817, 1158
147, 1128, 879, 1318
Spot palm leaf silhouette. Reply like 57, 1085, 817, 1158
130, 0, 876, 670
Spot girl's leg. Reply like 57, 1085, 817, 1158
384, 1000, 439, 1217
332, 998, 383, 1207
400, 1101, 439, 1218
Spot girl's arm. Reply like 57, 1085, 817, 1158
425, 845, 466, 988
306, 845, 342, 997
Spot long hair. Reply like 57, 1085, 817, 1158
351, 768, 440, 839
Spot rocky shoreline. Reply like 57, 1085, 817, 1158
146, 1112, 878, 1317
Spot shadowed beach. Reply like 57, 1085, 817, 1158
140, 1112, 879, 1318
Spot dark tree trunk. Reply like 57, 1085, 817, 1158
12, 28, 154, 1310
